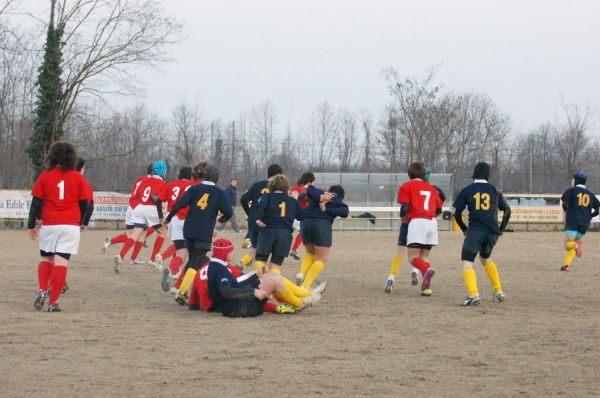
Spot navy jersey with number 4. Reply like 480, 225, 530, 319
561, 185, 600, 228
453, 181, 509, 235
176, 182, 233, 243
240, 180, 269, 230
256, 192, 303, 230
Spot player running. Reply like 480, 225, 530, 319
236, 164, 283, 269
288, 172, 314, 260
28, 142, 90, 312
453, 162, 512, 306
559, 171, 599, 272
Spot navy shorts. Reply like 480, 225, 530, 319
461, 229, 498, 262
397, 222, 408, 247
256, 228, 293, 265
301, 218, 333, 247
223, 296, 265, 318
250, 228, 261, 248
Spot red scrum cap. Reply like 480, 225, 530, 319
212, 239, 234, 261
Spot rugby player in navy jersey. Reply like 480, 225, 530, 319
237, 164, 283, 269
164, 165, 233, 305
453, 162, 511, 306
559, 171, 599, 272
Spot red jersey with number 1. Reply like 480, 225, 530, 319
197, 262, 242, 311
158, 179, 195, 219
128, 176, 147, 208
31, 167, 88, 226
135, 176, 166, 206
398, 178, 442, 220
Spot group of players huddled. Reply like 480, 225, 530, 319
27, 141, 600, 313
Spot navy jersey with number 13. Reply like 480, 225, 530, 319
453, 182, 508, 235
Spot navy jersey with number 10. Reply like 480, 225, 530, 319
561, 185, 600, 228
453, 181, 509, 235
256, 192, 303, 230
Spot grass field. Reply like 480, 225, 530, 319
2, 229, 600, 397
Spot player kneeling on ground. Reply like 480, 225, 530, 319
560, 171, 599, 272
453, 162, 511, 306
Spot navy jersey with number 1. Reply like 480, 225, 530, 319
256, 192, 304, 230
561, 185, 600, 229
453, 181, 509, 235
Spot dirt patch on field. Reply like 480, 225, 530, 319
2, 230, 599, 397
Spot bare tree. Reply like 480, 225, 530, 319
172, 100, 206, 167
336, 108, 359, 171
250, 99, 277, 164
309, 101, 336, 170
553, 99, 594, 178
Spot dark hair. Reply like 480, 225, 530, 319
192, 160, 209, 180
267, 164, 283, 178
202, 164, 220, 184
329, 185, 345, 200
76, 158, 86, 172
297, 172, 315, 186
268, 174, 290, 193
46, 142, 77, 171
178, 166, 192, 180
146, 163, 154, 174
407, 162, 426, 180
574, 171, 587, 186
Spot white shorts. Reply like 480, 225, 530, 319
39, 225, 81, 255
293, 219, 301, 231
407, 218, 438, 246
132, 204, 160, 227
169, 216, 185, 241
125, 206, 134, 226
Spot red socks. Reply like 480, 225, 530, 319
292, 233, 303, 252
145, 227, 155, 239
162, 244, 175, 260
263, 301, 277, 313
49, 265, 67, 305
151, 236, 165, 262
188, 277, 199, 307
131, 241, 143, 260
110, 234, 127, 245
119, 237, 135, 259
169, 255, 184, 274
411, 257, 430, 274
174, 267, 186, 289
38, 260, 52, 291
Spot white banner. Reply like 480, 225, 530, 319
0, 190, 129, 221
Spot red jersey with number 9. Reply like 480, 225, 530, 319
398, 178, 442, 220
31, 167, 88, 226
135, 176, 166, 206
158, 179, 195, 219
197, 261, 242, 311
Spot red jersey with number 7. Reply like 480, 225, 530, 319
398, 178, 442, 220
31, 167, 88, 226
158, 179, 195, 219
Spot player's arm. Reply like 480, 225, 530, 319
307, 184, 333, 203
498, 193, 511, 234
254, 195, 269, 227
294, 200, 306, 221
591, 195, 600, 219
435, 194, 443, 216
399, 202, 410, 218
325, 199, 349, 218
561, 190, 569, 211
28, 196, 43, 230
435, 186, 446, 202
218, 277, 256, 299
240, 187, 252, 215
166, 188, 192, 223
452, 190, 468, 232
217, 190, 234, 224
83, 201, 94, 226
79, 200, 89, 226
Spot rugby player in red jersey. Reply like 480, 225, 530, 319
288, 172, 314, 260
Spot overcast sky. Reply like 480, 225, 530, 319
27, 0, 600, 134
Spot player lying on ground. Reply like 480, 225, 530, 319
296, 183, 349, 290
453, 162, 511, 306
288, 172, 314, 260
560, 171, 599, 272
29, 142, 90, 312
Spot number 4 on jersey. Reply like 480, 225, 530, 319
196, 193, 209, 210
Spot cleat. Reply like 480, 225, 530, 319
169, 287, 178, 295
411, 268, 420, 286
421, 268, 435, 292
298, 292, 321, 311
311, 281, 327, 295
421, 288, 432, 296
155, 253, 164, 267
275, 304, 297, 314
161, 268, 171, 292
242, 238, 251, 249
493, 291, 506, 303
47, 303, 62, 312
560, 265, 570, 272
33, 290, 48, 311
61, 283, 69, 294
289, 251, 301, 260
101, 238, 110, 254
295, 272, 305, 286
461, 295, 481, 306
113, 255, 122, 274
234, 261, 244, 271
147, 260, 162, 271
384, 278, 394, 293
174, 293, 187, 306
129, 259, 145, 265
575, 240, 582, 257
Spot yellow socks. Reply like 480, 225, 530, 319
302, 260, 324, 288
178, 268, 197, 296
282, 278, 311, 298
484, 261, 503, 293
241, 254, 254, 268
564, 241, 576, 266
463, 268, 478, 297
279, 287, 302, 308
300, 253, 315, 275
253, 260, 266, 271
389, 255, 403, 278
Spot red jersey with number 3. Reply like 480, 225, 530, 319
158, 179, 195, 219
31, 167, 87, 226
128, 176, 147, 208
135, 176, 166, 206
197, 262, 242, 311
398, 178, 442, 220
